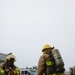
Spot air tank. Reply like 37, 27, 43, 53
52, 49, 64, 67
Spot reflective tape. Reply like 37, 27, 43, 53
49, 73, 56, 75
46, 61, 53, 66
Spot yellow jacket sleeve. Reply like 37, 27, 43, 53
0, 68, 5, 75
15, 67, 20, 75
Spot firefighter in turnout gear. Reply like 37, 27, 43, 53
0, 53, 20, 75
37, 44, 65, 75
73, 65, 75, 75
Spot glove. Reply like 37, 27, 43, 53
8, 71, 16, 75
4, 69, 10, 74
56, 68, 60, 72
16, 71, 20, 75
56, 67, 65, 73
11, 71, 19, 75
13, 71, 17, 75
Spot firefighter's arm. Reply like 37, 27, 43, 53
0, 64, 5, 75
15, 67, 20, 75
37, 55, 46, 75
0, 68, 5, 75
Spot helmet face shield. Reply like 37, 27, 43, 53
7, 59, 14, 67
10, 58, 15, 62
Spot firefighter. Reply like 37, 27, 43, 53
73, 65, 75, 75
0, 53, 20, 75
37, 44, 65, 75
69, 67, 74, 75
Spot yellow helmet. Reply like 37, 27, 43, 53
42, 44, 54, 52
6, 54, 16, 62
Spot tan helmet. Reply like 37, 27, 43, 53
42, 44, 54, 52
6, 54, 16, 62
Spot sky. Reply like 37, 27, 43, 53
0, 0, 75, 71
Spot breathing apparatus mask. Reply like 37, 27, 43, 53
7, 58, 15, 68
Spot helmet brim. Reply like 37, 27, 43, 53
42, 46, 54, 52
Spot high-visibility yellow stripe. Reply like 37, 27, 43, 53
49, 73, 56, 75
46, 61, 53, 66
52, 73, 56, 75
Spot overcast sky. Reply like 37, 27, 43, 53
0, 0, 75, 71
